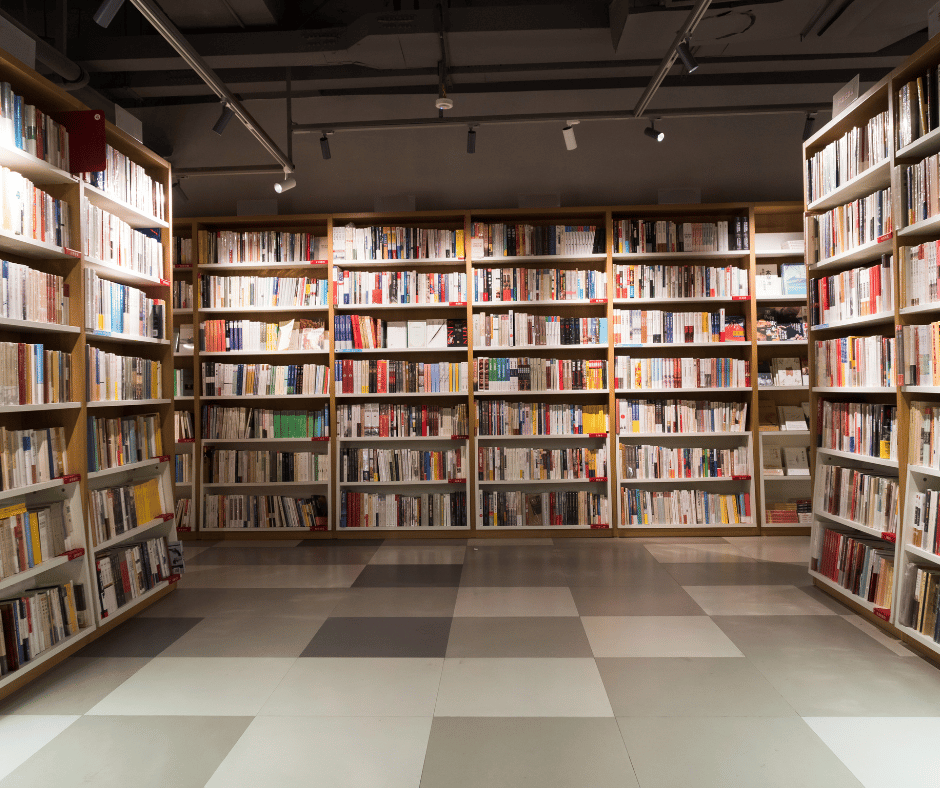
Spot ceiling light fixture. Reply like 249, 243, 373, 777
644, 121, 665, 142
676, 40, 699, 73
562, 120, 579, 151
467, 126, 476, 154
93, 0, 125, 27
435, 87, 453, 112
320, 133, 331, 160
274, 168, 296, 193
212, 103, 234, 135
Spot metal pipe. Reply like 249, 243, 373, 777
174, 165, 286, 177
0, 9, 88, 88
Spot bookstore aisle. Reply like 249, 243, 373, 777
1, 536, 940, 788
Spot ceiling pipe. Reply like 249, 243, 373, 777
0, 10, 89, 90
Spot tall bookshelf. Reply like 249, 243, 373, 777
0, 45, 175, 698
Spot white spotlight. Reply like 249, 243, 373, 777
563, 120, 579, 151
274, 174, 296, 193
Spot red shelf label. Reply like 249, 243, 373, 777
101, 611, 109, 619
731, 295, 751, 301
63, 247, 81, 258
590, 523, 611, 529
309, 436, 330, 441
61, 547, 85, 560
59, 473, 81, 484
881, 531, 897, 543
175, 263, 193, 269
310, 524, 329, 531
731, 475, 752, 480
159, 512, 174, 522
448, 479, 466, 484
158, 455, 170, 463
876, 232, 893, 243
311, 260, 328, 265
874, 607, 890, 621
451, 435, 470, 440
159, 278, 170, 286
166, 573, 182, 584
176, 526, 193, 532
589, 299, 607, 304
177, 438, 195, 444
591, 477, 608, 482
586, 433, 606, 438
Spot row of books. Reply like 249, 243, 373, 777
95, 536, 172, 618
334, 225, 464, 261
199, 275, 329, 309
814, 335, 895, 388
341, 491, 467, 529
755, 263, 807, 297
904, 150, 940, 228
335, 270, 466, 305
173, 368, 192, 398
809, 188, 893, 264
473, 267, 605, 302
0, 581, 84, 675
614, 264, 748, 300
619, 444, 751, 480
0, 343, 70, 405
899, 322, 940, 386
613, 356, 750, 390
174, 237, 193, 267
88, 477, 169, 546
0, 82, 69, 170
336, 359, 467, 395
0, 500, 77, 580
473, 313, 607, 348
755, 307, 807, 342
756, 357, 808, 387
817, 400, 897, 461
335, 315, 467, 350
87, 412, 164, 472
87, 346, 161, 402
469, 223, 600, 258
811, 527, 894, 608
613, 309, 745, 345
175, 410, 194, 441
475, 357, 606, 392
903, 241, 940, 308
201, 230, 327, 265
0, 426, 68, 491
478, 490, 607, 527
0, 260, 68, 325
909, 489, 940, 555
477, 446, 607, 481
82, 200, 163, 278
804, 109, 889, 203
901, 566, 940, 643
477, 402, 606, 437
205, 450, 328, 484
201, 405, 330, 440
80, 144, 166, 221
199, 319, 328, 353
203, 494, 328, 530
338, 403, 468, 439
173, 280, 192, 309
817, 464, 898, 534
339, 447, 467, 483
201, 362, 330, 397
764, 500, 812, 525
898, 70, 940, 149
175, 498, 193, 531
910, 402, 940, 469
612, 219, 749, 254
809, 256, 892, 326
174, 454, 191, 484
84, 270, 165, 339
620, 488, 751, 526
0, 167, 71, 248
759, 402, 812, 432
617, 399, 747, 434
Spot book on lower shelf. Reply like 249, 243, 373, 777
200, 318, 328, 353
202, 404, 330, 439
203, 493, 327, 529
764, 499, 811, 524
0, 498, 79, 579
762, 445, 784, 476
338, 270, 466, 305
616, 263, 748, 300
810, 256, 892, 326
87, 347, 162, 402
471, 222, 600, 257
87, 412, 164, 473
614, 356, 749, 390
0, 342, 72, 406
617, 399, 746, 435
619, 443, 750, 480
779, 405, 810, 431
340, 446, 465, 483
95, 535, 172, 617
343, 490, 467, 528
613, 309, 744, 344
782, 447, 810, 476
479, 489, 607, 527
808, 189, 893, 263
337, 359, 467, 395
477, 267, 605, 302
478, 446, 607, 481
817, 400, 897, 461
206, 450, 329, 484
811, 526, 894, 607
88, 477, 170, 546
621, 488, 751, 525
340, 402, 468, 438
1, 425, 69, 490
201, 229, 327, 265
200, 274, 329, 309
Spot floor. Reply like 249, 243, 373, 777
1, 535, 940, 788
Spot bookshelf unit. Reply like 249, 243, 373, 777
0, 45, 176, 698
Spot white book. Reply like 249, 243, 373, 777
386, 321, 408, 348
407, 320, 427, 348
426, 318, 447, 348
762, 445, 784, 475
782, 446, 810, 476
778, 405, 807, 431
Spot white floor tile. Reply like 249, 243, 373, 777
205, 716, 432, 788
683, 585, 837, 616
434, 658, 613, 717
581, 616, 744, 657
0, 715, 79, 780
644, 543, 754, 563
86, 657, 295, 716
454, 587, 578, 617
260, 658, 443, 716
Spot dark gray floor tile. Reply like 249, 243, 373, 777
297, 538, 385, 547
460, 549, 569, 586
79, 617, 203, 658
352, 564, 464, 587
664, 560, 811, 586
300, 617, 452, 657
382, 538, 468, 546
555, 547, 668, 586
569, 584, 706, 616
446, 617, 593, 657
186, 545, 379, 566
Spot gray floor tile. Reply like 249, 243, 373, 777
799, 583, 857, 613
683, 584, 837, 615
596, 657, 797, 716
618, 716, 864, 788
386, 538, 467, 546
555, 547, 667, 586
569, 583, 705, 616
139, 587, 346, 619
454, 586, 578, 617
644, 543, 757, 563
0, 658, 149, 715
663, 560, 813, 586
297, 538, 385, 547
79, 617, 203, 658
459, 551, 569, 586
582, 616, 743, 658
369, 545, 467, 564
328, 587, 459, 617
157, 613, 328, 657
420, 717, 639, 788
470, 538, 554, 546
352, 563, 464, 587
300, 617, 452, 657
177, 563, 364, 588
187, 544, 379, 565
446, 617, 593, 657
0, 715, 252, 788
0, 716, 79, 781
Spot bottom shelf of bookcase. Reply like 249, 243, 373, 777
339, 525, 471, 531
619, 521, 755, 529
0, 626, 96, 695
478, 523, 606, 530
97, 579, 176, 625
897, 623, 940, 661
809, 569, 892, 620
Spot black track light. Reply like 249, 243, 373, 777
93, 0, 125, 27
802, 112, 817, 142
212, 104, 234, 136
172, 180, 189, 203
467, 127, 476, 154
320, 133, 331, 160
676, 40, 699, 73
644, 121, 665, 143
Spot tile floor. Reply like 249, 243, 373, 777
1, 535, 940, 787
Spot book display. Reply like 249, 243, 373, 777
0, 45, 175, 698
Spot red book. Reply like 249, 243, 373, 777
352, 316, 363, 349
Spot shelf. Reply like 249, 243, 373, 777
94, 513, 175, 552
87, 456, 168, 481
756, 295, 808, 303
896, 125, 940, 160
763, 474, 812, 481
340, 435, 468, 442
474, 299, 606, 307
336, 346, 469, 355
336, 390, 468, 399
339, 525, 471, 531
759, 385, 809, 391
473, 389, 607, 397
86, 331, 170, 346
809, 569, 890, 618
615, 387, 751, 395
477, 477, 608, 485
615, 342, 748, 349
816, 447, 899, 469
908, 464, 940, 480
809, 237, 893, 271
0, 401, 80, 413
476, 344, 607, 352
611, 251, 749, 260
98, 579, 174, 622
477, 524, 601, 530
755, 249, 805, 258
0, 227, 77, 260
814, 508, 895, 540
83, 183, 168, 229
811, 311, 894, 332
476, 433, 607, 441
618, 430, 749, 439
897, 623, 940, 656
474, 254, 606, 264
203, 437, 330, 444
202, 526, 315, 532
904, 542, 940, 568
0, 550, 86, 595
336, 302, 468, 311
199, 306, 329, 314
756, 340, 808, 346
900, 302, 940, 316
83, 256, 167, 288
0, 140, 76, 186
903, 386, 940, 394
0, 317, 79, 335
336, 257, 465, 267
198, 349, 329, 357
619, 475, 752, 485
0, 475, 80, 503
174, 352, 193, 358
806, 159, 891, 213
812, 386, 895, 394
899, 213, 940, 238
612, 296, 747, 305
761, 429, 811, 438
339, 479, 465, 487
201, 261, 327, 270
620, 520, 753, 529
0, 626, 95, 694
202, 481, 329, 488
87, 399, 171, 408
173, 309, 194, 316
175, 396, 194, 401
200, 393, 330, 400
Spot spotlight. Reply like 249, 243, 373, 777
467, 127, 476, 154
562, 120, 579, 151
644, 121, 665, 142
435, 88, 453, 111
172, 180, 189, 203
802, 112, 817, 142
212, 104, 234, 136
93, 0, 125, 27
320, 133, 331, 160
274, 174, 296, 194
676, 40, 699, 73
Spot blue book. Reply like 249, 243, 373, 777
781, 263, 807, 296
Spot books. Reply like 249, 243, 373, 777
342, 490, 467, 528
199, 319, 326, 352
817, 400, 896, 460
0, 342, 71, 405
478, 267, 606, 302
476, 312, 606, 347
80, 143, 165, 221
814, 335, 895, 388
778, 405, 808, 431
479, 489, 607, 527
479, 446, 607, 481
87, 412, 164, 472
202, 405, 330, 439
340, 447, 466, 482
334, 225, 463, 260
811, 188, 893, 263
201, 230, 327, 264
805, 109, 889, 202
200, 362, 329, 396
898, 322, 940, 385
86, 346, 161, 402
811, 527, 894, 607
200, 275, 329, 308
619, 443, 750, 480
755, 306, 807, 341
84, 270, 166, 339
0, 260, 69, 325
762, 445, 784, 475
616, 399, 745, 434
810, 256, 892, 326
471, 223, 601, 257
95, 536, 171, 617
339, 403, 468, 438
334, 315, 466, 349
818, 464, 898, 533
903, 241, 940, 307
0, 500, 76, 578
755, 264, 781, 296
203, 494, 329, 529
176, 323, 195, 353
174, 410, 195, 440
612, 218, 748, 253
0, 581, 83, 675
613, 309, 742, 344
336, 359, 467, 394
88, 477, 169, 545
614, 356, 749, 390
0, 82, 70, 169
615, 263, 747, 299
621, 488, 751, 525
0, 426, 68, 489
781, 264, 806, 296
782, 447, 810, 476
337, 270, 465, 305
0, 167, 71, 247
82, 199, 163, 278
475, 358, 605, 392
207, 450, 328, 483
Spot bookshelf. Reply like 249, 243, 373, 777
0, 45, 176, 698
